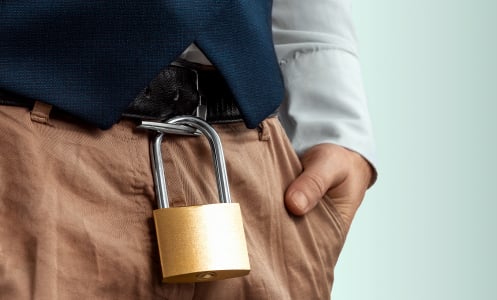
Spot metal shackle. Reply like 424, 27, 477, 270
150, 116, 232, 209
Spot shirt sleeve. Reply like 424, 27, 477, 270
272, 0, 376, 167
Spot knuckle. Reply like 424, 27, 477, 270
303, 172, 327, 196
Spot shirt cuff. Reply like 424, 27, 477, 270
277, 47, 377, 173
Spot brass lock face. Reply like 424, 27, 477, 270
148, 116, 251, 283
154, 203, 250, 283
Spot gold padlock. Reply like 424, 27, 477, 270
149, 116, 250, 283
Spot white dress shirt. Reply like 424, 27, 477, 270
181, 0, 376, 166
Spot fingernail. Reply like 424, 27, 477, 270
293, 191, 309, 211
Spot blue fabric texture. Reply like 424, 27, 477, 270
0, 1, 284, 129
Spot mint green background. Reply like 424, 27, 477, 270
333, 0, 497, 299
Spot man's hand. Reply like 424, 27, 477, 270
285, 143, 374, 231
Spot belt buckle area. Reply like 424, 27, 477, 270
136, 60, 214, 136
170, 60, 207, 121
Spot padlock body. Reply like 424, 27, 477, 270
153, 203, 250, 283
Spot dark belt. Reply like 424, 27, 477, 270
0, 60, 243, 124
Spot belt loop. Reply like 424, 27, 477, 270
258, 120, 271, 142
30, 101, 53, 125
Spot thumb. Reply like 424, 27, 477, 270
285, 144, 347, 216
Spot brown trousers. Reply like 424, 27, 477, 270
0, 104, 347, 299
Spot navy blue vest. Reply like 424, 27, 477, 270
0, 1, 284, 129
